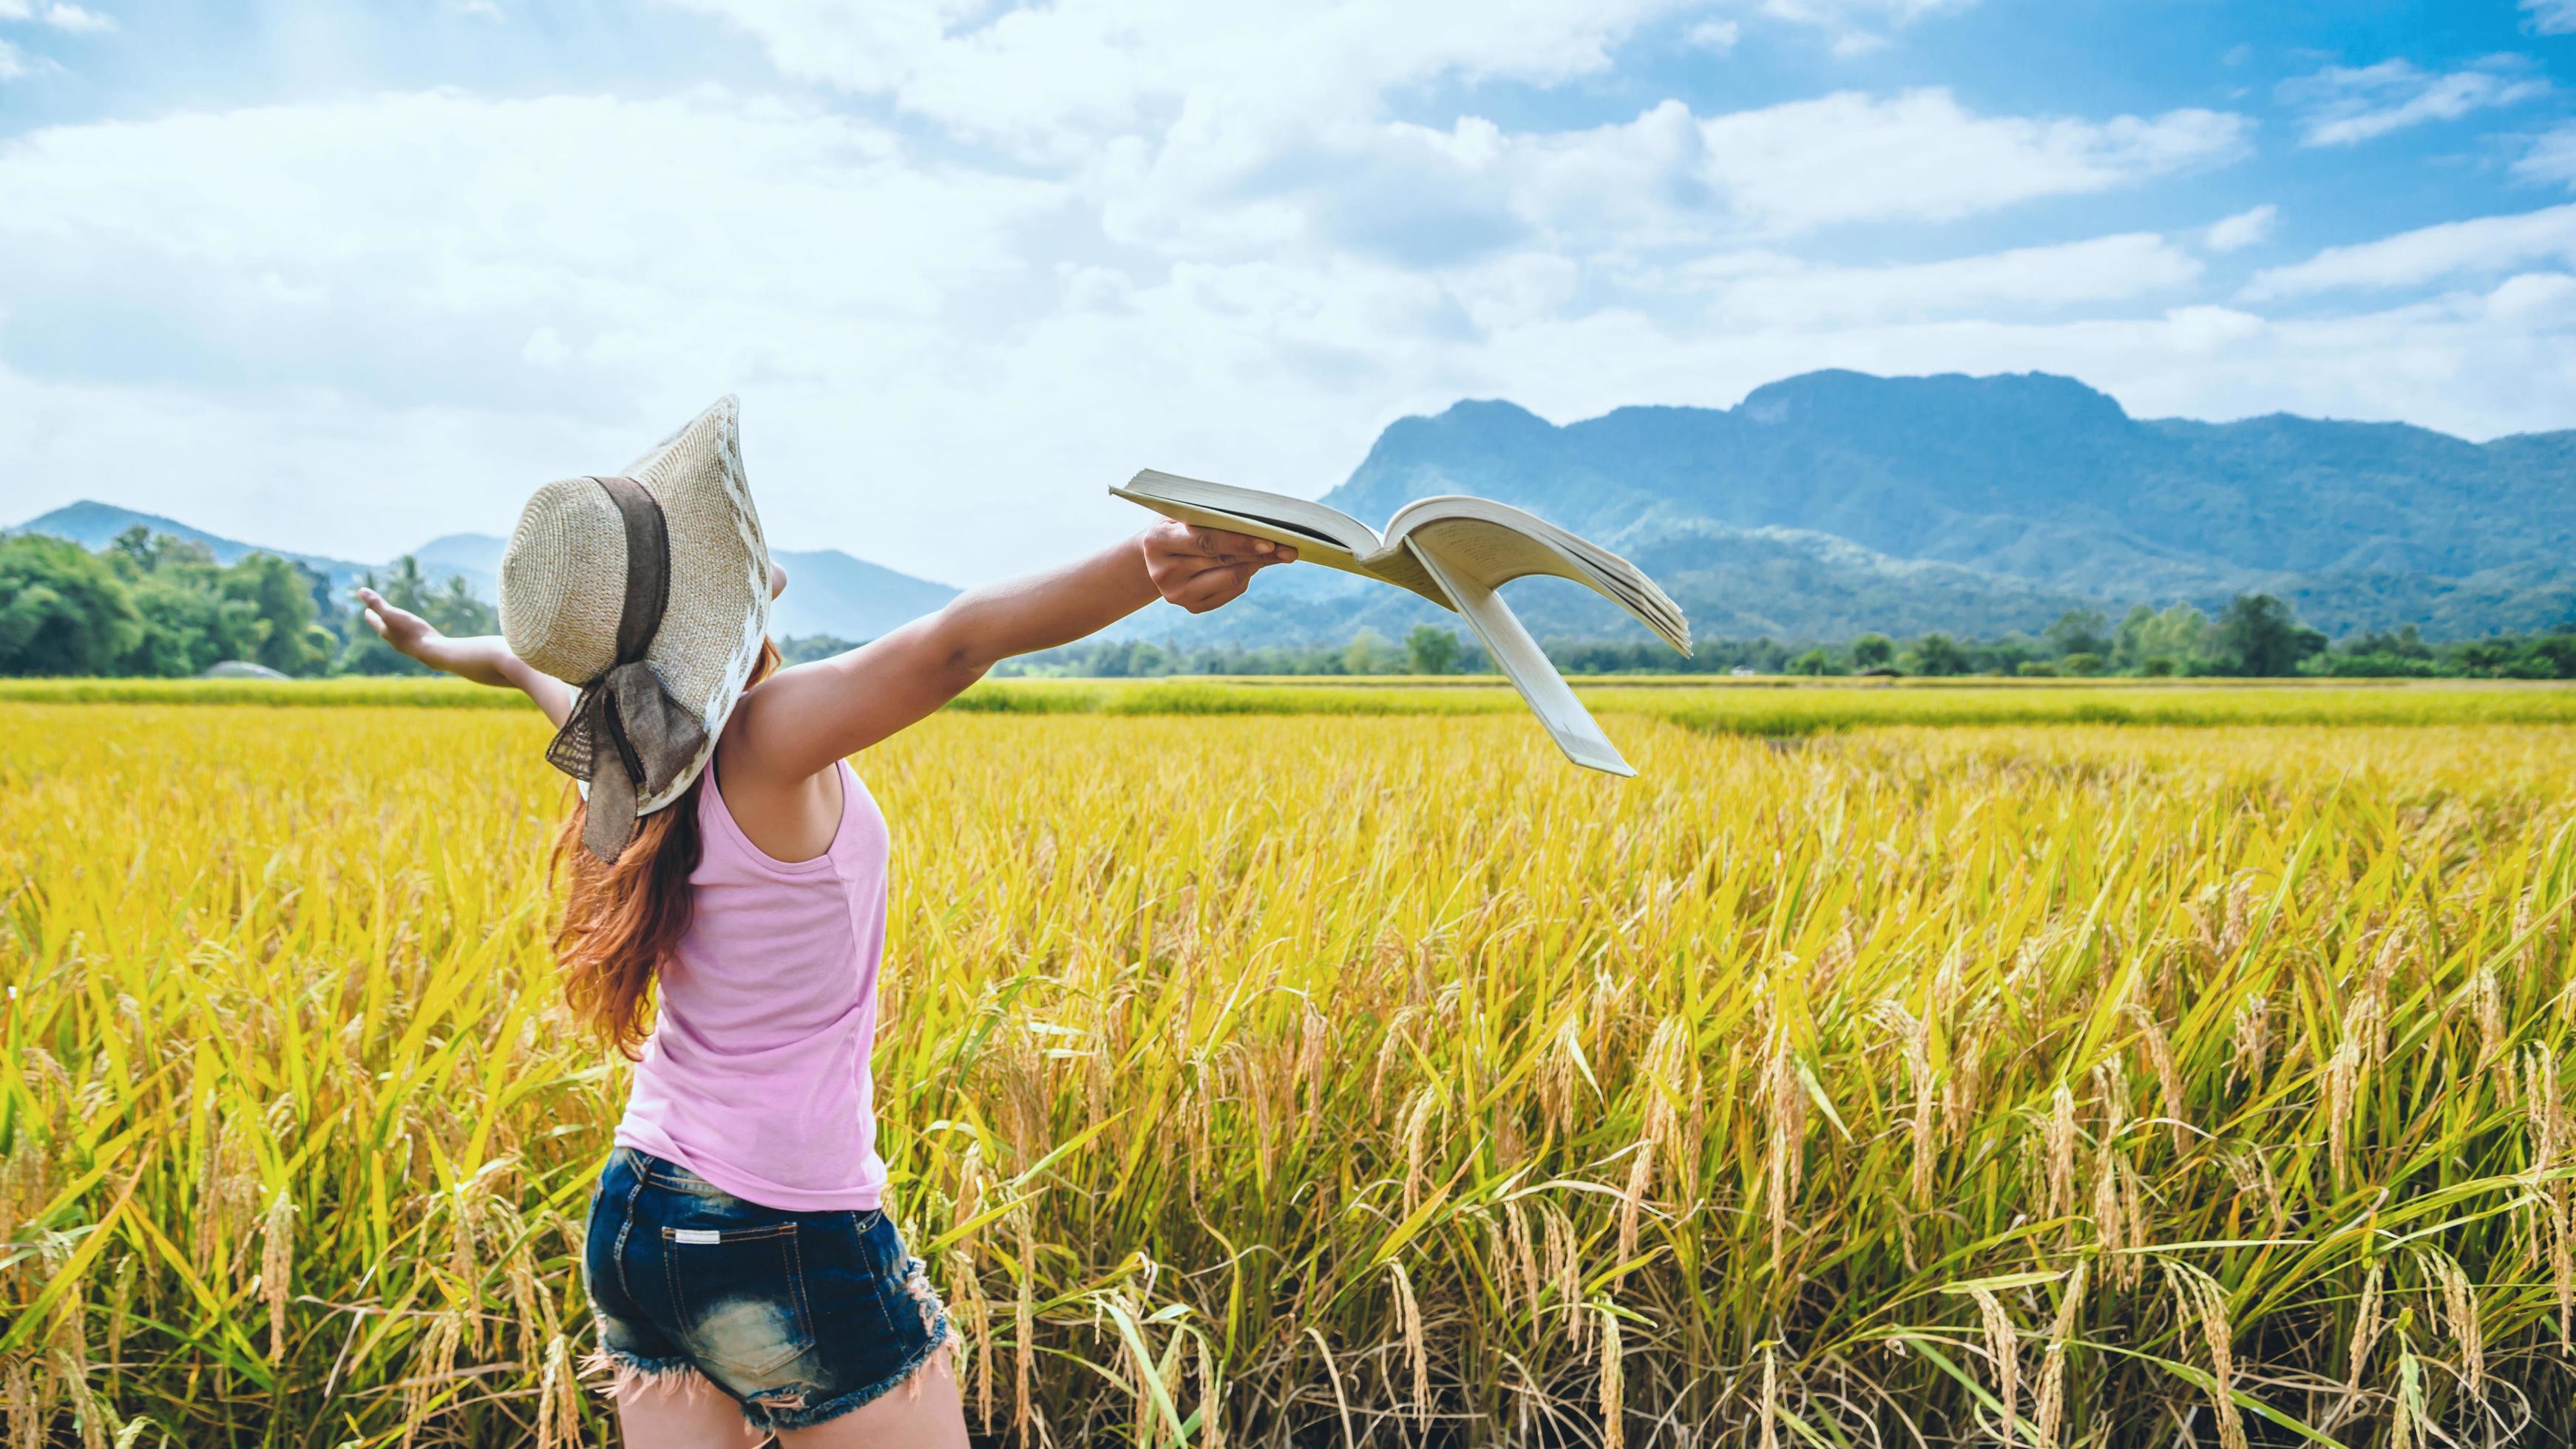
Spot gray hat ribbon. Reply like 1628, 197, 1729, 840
541, 475, 709, 862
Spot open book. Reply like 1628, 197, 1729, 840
1111, 469, 1691, 776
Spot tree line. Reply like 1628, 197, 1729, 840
6, 528, 2572, 680
0, 528, 495, 677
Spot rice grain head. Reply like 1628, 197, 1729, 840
2161, 1262, 2245, 1449
2035, 1261, 2087, 1449
1966, 1284, 2019, 1446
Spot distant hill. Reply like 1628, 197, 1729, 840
1139, 370, 2576, 646
13, 501, 370, 585
8, 504, 960, 645
24, 369, 2576, 652
769, 549, 960, 641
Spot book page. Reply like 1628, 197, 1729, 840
1114, 474, 1451, 605
1404, 538, 1635, 777
1383, 500, 1689, 654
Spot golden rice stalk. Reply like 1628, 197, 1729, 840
1387, 1260, 1429, 1425
2, 1355, 35, 1449
2390, 1351, 2428, 1449
2323, 1039, 2360, 1193
2044, 1082, 2078, 1230
1758, 1342, 1780, 1449
1966, 1283, 2019, 1446
103, 1254, 135, 1396
1763, 1030, 1807, 1267
1195, 1334, 1223, 1449
1542, 1200, 1581, 1340
1014, 1200, 1037, 1446
1400, 1086, 1440, 1217
2526, 1043, 2564, 1177
2089, 1140, 2138, 1289
2161, 1262, 2245, 1449
532, 1334, 577, 1449
1370, 1006, 1417, 1110
1639, 1014, 1700, 1182
2090, 1057, 2128, 1146
1872, 1001, 1936, 1208
1505, 1200, 1541, 1329
2226, 993, 2268, 1094
50, 1346, 109, 1449
2345, 1262, 2383, 1393
1598, 1304, 1624, 1449
2124, 1003, 2188, 1155
1540, 1014, 1584, 1144
1296, 1002, 1330, 1119
2414, 1247, 2486, 1399
258, 1187, 296, 1363
950, 1246, 994, 1426
1617, 1139, 1655, 1266
2474, 968, 2511, 1104
2035, 1261, 2087, 1449
399, 1305, 467, 1449
2519, 1045, 2575, 1342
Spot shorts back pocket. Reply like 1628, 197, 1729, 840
661, 1222, 816, 1382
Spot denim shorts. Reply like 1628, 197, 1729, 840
581, 1147, 951, 1431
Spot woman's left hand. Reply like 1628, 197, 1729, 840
1139, 520, 1295, 614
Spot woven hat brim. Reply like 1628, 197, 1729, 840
619, 395, 771, 816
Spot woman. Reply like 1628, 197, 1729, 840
357, 398, 1291, 1446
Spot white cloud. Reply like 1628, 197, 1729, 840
2526, 0, 2576, 35
0, 0, 112, 29
2519, 121, 2576, 186
1760, 0, 1964, 53
1085, 88, 2245, 282
39, 3, 114, 31
0, 38, 23, 78
1693, 90, 2245, 231
671, 0, 1711, 151
0, 32, 2564, 590
1672, 232, 2201, 325
2242, 204, 2576, 299
1684, 17, 1738, 50
2204, 203, 2277, 252
2280, 56, 2548, 148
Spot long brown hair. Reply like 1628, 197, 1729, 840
553, 638, 782, 1057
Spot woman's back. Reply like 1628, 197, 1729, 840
613, 756, 892, 1212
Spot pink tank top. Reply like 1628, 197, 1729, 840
613, 757, 891, 1211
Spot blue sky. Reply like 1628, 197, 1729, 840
4, 0, 2575, 583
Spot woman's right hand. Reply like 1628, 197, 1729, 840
356, 586, 448, 669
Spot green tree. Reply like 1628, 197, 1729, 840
2113, 603, 2212, 674
2044, 608, 2112, 659
1405, 625, 1460, 676
2214, 594, 2325, 677
1850, 634, 1894, 669
1911, 632, 1970, 676
0, 534, 144, 675
1789, 648, 1834, 676
220, 553, 333, 676
1343, 628, 1389, 675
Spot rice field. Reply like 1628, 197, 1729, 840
4, 688, 2575, 1447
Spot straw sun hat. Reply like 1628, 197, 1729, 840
500, 396, 772, 862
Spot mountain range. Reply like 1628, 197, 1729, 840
1111, 369, 2576, 647
17, 368, 2575, 648
10, 500, 963, 643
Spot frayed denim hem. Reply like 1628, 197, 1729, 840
580, 1346, 722, 1404
748, 1311, 954, 1431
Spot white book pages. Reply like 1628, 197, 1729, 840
1404, 537, 1636, 777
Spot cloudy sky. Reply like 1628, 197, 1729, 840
4, 0, 2575, 583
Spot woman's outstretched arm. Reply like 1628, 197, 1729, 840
356, 586, 577, 727
722, 522, 1289, 785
